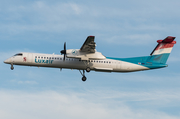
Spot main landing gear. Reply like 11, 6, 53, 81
11, 63, 14, 70
79, 66, 91, 81
82, 61, 91, 73
79, 61, 91, 81
79, 70, 87, 81
86, 67, 91, 72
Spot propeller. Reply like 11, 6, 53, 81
60, 42, 66, 61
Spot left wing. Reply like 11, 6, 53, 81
80, 36, 96, 53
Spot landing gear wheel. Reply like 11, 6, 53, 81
79, 70, 88, 82
82, 76, 87, 82
86, 67, 91, 72
11, 67, 14, 70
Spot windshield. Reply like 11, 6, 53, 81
14, 53, 23, 56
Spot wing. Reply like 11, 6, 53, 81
80, 36, 96, 53
66, 36, 105, 60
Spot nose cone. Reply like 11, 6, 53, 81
4, 58, 11, 64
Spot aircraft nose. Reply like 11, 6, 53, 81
4, 58, 11, 64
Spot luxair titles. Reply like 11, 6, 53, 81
35, 58, 53, 64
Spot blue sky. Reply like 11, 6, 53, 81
0, 0, 180, 118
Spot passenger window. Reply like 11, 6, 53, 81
47, 57, 48, 59
35, 56, 37, 58
41, 57, 43, 59
52, 57, 54, 59
38, 56, 40, 58
44, 57, 46, 59
49, 57, 51, 59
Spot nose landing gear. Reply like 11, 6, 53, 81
11, 63, 14, 70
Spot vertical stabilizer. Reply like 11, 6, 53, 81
148, 36, 176, 64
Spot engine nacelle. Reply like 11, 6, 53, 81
66, 49, 106, 60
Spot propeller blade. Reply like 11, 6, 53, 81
60, 42, 67, 61
64, 42, 66, 51
64, 42, 66, 61
63, 54, 65, 61
60, 42, 67, 54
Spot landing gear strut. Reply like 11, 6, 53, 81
79, 70, 87, 81
11, 63, 14, 70
82, 61, 91, 73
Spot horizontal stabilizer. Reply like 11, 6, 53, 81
162, 36, 175, 43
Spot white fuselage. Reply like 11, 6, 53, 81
4, 52, 149, 72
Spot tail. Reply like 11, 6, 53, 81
148, 36, 176, 64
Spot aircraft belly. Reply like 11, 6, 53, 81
49, 60, 86, 69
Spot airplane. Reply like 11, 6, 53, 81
4, 36, 176, 81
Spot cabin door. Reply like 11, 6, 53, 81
27, 53, 33, 63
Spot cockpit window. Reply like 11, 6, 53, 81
14, 53, 23, 56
